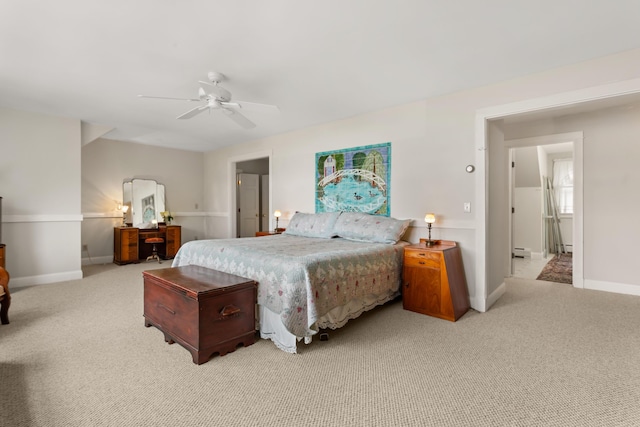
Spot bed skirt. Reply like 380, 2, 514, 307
259, 289, 399, 354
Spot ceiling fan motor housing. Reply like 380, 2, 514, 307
213, 86, 231, 102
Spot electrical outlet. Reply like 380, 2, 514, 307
464, 202, 471, 213
82, 244, 88, 251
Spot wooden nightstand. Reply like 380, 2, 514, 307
402, 240, 470, 321
255, 229, 285, 237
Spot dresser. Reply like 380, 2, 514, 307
402, 240, 470, 321
113, 225, 181, 265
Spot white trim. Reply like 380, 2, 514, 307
82, 211, 226, 219
3, 214, 83, 223
409, 219, 475, 230
584, 279, 640, 297
476, 77, 640, 311
82, 255, 114, 266
476, 77, 640, 119
204, 211, 229, 218
10, 270, 84, 288
486, 282, 507, 311
82, 213, 123, 219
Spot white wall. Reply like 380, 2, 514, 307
204, 48, 640, 310
513, 146, 543, 255
5, 48, 640, 301
514, 187, 543, 254
81, 138, 206, 265
0, 108, 82, 286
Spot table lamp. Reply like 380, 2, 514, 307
121, 205, 129, 227
424, 213, 436, 246
274, 210, 282, 231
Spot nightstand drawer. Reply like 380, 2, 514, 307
404, 256, 440, 269
405, 249, 440, 260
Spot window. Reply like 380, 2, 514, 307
552, 158, 573, 215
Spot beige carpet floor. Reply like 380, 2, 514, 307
1, 262, 640, 426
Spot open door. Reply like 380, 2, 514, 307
238, 173, 260, 237
261, 175, 269, 232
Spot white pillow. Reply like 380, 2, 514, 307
333, 212, 411, 244
282, 212, 341, 239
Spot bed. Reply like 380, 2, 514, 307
171, 211, 411, 353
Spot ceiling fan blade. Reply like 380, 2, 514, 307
221, 108, 256, 129
176, 105, 208, 120
223, 100, 280, 113
198, 81, 231, 102
138, 94, 201, 102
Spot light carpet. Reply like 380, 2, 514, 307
1, 262, 640, 426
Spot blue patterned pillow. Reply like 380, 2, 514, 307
283, 212, 341, 239
334, 212, 411, 244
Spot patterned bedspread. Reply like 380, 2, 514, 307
171, 235, 405, 338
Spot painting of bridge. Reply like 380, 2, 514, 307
315, 142, 391, 216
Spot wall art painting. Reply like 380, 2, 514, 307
315, 142, 391, 216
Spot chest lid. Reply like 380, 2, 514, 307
143, 265, 256, 300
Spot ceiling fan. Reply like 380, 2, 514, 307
138, 72, 279, 129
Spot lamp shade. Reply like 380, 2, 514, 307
122, 205, 129, 213
424, 213, 436, 224
274, 210, 282, 218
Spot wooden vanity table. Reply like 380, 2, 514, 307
114, 225, 181, 265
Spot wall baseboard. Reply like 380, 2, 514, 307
470, 281, 506, 313
584, 279, 640, 297
82, 255, 113, 266
10, 269, 83, 288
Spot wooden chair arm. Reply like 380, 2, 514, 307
0, 266, 10, 324
0, 266, 9, 298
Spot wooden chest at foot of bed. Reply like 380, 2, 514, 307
143, 265, 257, 365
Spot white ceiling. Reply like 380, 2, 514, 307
2, 1, 640, 152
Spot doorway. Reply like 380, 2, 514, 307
233, 156, 270, 238
509, 140, 575, 282
476, 79, 640, 312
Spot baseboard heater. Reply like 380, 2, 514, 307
514, 247, 531, 258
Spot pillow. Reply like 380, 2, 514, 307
282, 212, 341, 239
333, 212, 411, 244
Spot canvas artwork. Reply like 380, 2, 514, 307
315, 142, 391, 216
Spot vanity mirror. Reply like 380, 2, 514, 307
122, 179, 166, 228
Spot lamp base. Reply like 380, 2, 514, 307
420, 238, 439, 247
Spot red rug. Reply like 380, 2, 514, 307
536, 253, 572, 284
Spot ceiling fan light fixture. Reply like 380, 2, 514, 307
140, 71, 278, 129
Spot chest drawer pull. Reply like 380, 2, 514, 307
221, 304, 241, 317
157, 303, 175, 315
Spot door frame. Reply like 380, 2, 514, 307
227, 150, 272, 238
475, 77, 640, 312
506, 133, 583, 285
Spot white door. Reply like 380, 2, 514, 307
261, 175, 269, 232
509, 149, 516, 275
238, 173, 260, 237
